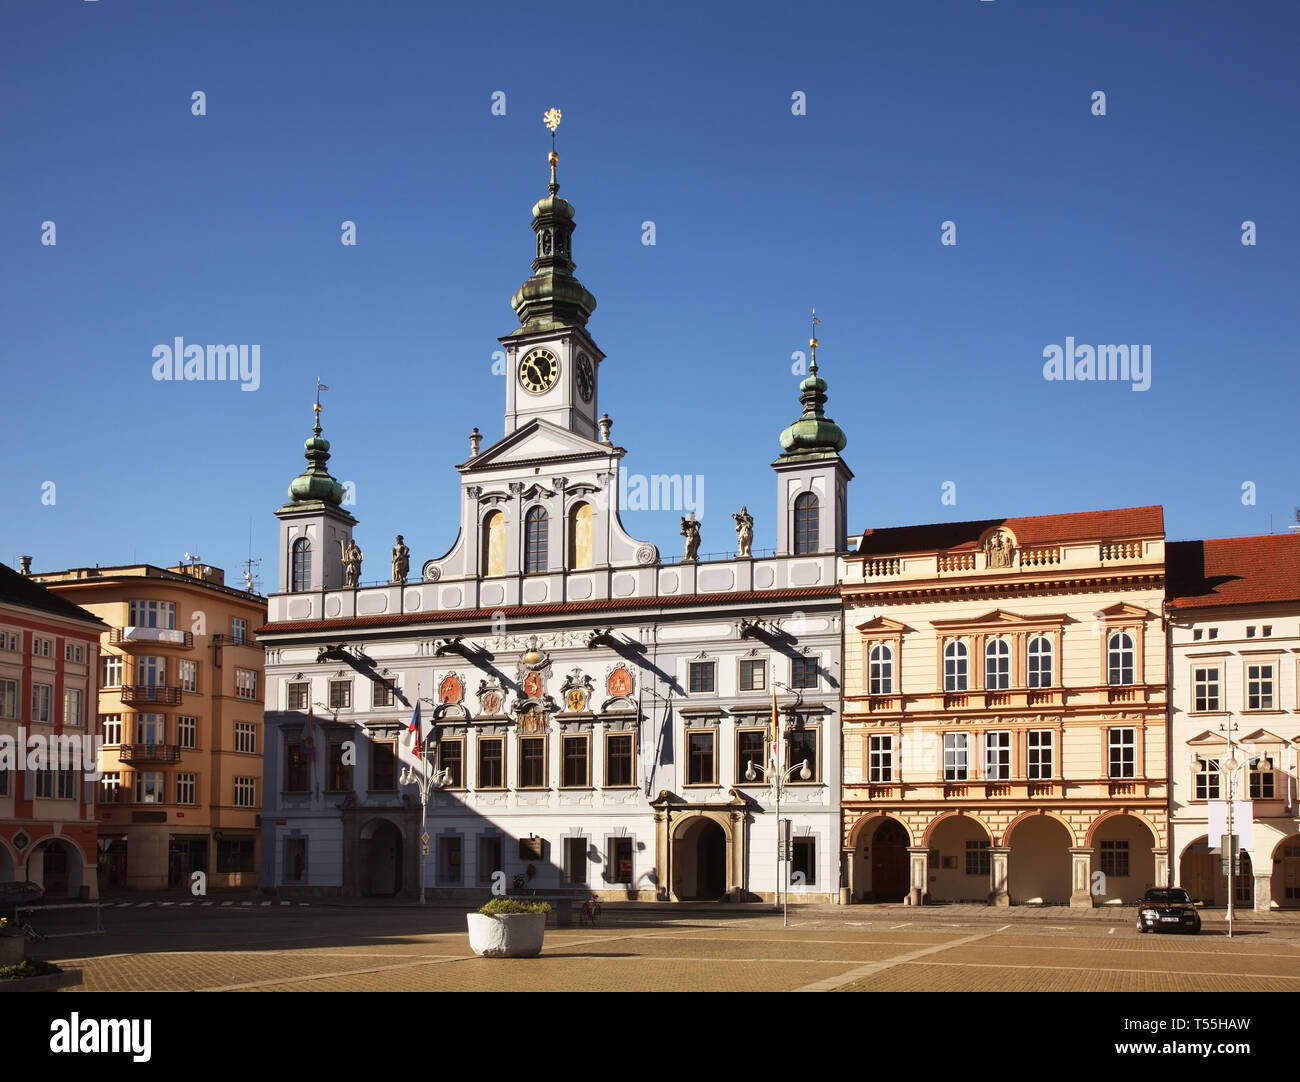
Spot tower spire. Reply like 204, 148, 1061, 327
778, 313, 846, 458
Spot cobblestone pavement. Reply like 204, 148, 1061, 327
23, 901, 1300, 993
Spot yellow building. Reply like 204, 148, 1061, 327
840, 506, 1168, 907
34, 563, 266, 893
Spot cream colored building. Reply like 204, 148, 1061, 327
840, 506, 1168, 906
1166, 533, 1300, 910
35, 563, 266, 892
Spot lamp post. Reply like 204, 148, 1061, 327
745, 681, 810, 928
401, 701, 451, 905
1219, 718, 1240, 940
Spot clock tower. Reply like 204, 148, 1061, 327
501, 111, 603, 440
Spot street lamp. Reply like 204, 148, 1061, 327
745, 680, 811, 928
1219, 718, 1242, 939
401, 701, 452, 906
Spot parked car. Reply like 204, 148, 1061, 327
1136, 887, 1200, 934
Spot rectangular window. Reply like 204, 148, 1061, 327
230, 617, 248, 645
31, 683, 53, 723
688, 661, 716, 694
372, 680, 394, 708
1246, 626, 1256, 638
129, 600, 175, 629
437, 739, 464, 788
370, 741, 397, 791
477, 736, 504, 789
786, 728, 818, 782
327, 741, 354, 791
179, 659, 198, 694
287, 682, 310, 710
100, 714, 123, 746
285, 838, 307, 882
561, 734, 590, 788
234, 776, 257, 807
136, 713, 164, 744
1027, 730, 1054, 780
686, 730, 716, 785
1099, 840, 1130, 878
1246, 664, 1274, 710
98, 772, 120, 803
0, 630, 19, 651
1108, 728, 1136, 779
792, 836, 816, 885
217, 837, 256, 874
984, 731, 1010, 781
868, 734, 893, 783
1208, 628, 1218, 639
437, 835, 462, 884
0, 679, 18, 719
328, 680, 352, 710
63, 688, 83, 728
1250, 760, 1275, 800
136, 655, 166, 687
609, 837, 633, 885
235, 668, 258, 701
56, 769, 77, 800
1194, 758, 1221, 800
605, 732, 634, 787
737, 729, 766, 783
284, 741, 310, 793
101, 655, 123, 688
35, 769, 54, 799
479, 835, 503, 883
135, 771, 165, 804
177, 715, 197, 749
176, 772, 196, 805
1262, 625, 1272, 637
791, 656, 819, 689
64, 643, 84, 663
33, 636, 52, 658
965, 840, 991, 876
519, 736, 547, 788
564, 836, 587, 885
1193, 667, 1220, 712
943, 733, 968, 781
235, 722, 258, 754
739, 659, 766, 691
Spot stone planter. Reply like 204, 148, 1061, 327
0, 967, 82, 993
0, 937, 23, 966
466, 912, 547, 958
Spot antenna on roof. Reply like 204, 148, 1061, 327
1289, 507, 1300, 532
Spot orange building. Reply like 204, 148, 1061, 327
840, 506, 1168, 906
34, 562, 266, 893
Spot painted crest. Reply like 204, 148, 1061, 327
523, 670, 544, 700
439, 675, 463, 704
608, 666, 633, 697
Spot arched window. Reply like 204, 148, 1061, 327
291, 538, 311, 591
944, 640, 968, 692
524, 507, 549, 574
1027, 635, 1054, 688
1107, 631, 1135, 685
793, 492, 819, 554
482, 511, 506, 576
568, 502, 593, 570
869, 644, 893, 695
984, 638, 1010, 690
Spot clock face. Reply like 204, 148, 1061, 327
576, 352, 594, 402
518, 348, 559, 394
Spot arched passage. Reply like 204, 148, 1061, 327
926, 814, 993, 903
672, 816, 728, 900
0, 841, 14, 884
1273, 834, 1300, 909
1089, 813, 1158, 903
1007, 814, 1072, 904
26, 837, 84, 900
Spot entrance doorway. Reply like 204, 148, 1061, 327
674, 817, 727, 900
362, 820, 403, 897
870, 819, 909, 901
168, 836, 209, 888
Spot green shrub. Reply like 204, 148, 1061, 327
478, 897, 551, 916
0, 959, 60, 981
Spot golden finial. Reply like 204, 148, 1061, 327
810, 308, 821, 368
543, 107, 562, 192
543, 107, 562, 134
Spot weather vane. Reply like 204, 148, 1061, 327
810, 308, 821, 366
543, 107, 562, 145
314, 378, 329, 427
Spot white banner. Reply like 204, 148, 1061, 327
1207, 801, 1254, 851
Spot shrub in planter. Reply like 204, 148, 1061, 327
467, 898, 551, 958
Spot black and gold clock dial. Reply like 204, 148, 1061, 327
576, 352, 594, 402
518, 348, 559, 394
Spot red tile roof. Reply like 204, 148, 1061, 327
855, 505, 1164, 556
1167, 534, 1300, 610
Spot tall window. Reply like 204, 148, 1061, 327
438, 835, 462, 884
792, 837, 816, 885
235, 668, 258, 700
737, 730, 766, 782
177, 715, 197, 749
291, 538, 311, 591
1250, 758, 1275, 799
176, 772, 196, 805
179, 659, 198, 693
608, 837, 634, 884
1027, 730, 1053, 780
1108, 728, 1136, 778
793, 491, 820, 554
568, 501, 593, 570
1194, 757, 1220, 800
984, 731, 1010, 780
564, 837, 587, 885
100, 655, 123, 688
1107, 632, 1135, 685
31, 683, 53, 722
786, 728, 818, 781
137, 714, 164, 744
235, 722, 257, 754
1027, 635, 1053, 688
984, 638, 1010, 690
688, 661, 716, 694
869, 644, 893, 695
136, 771, 164, 804
944, 641, 968, 692
230, 618, 248, 645
686, 731, 716, 785
606, 733, 634, 787
519, 737, 546, 788
868, 734, 893, 782
98, 772, 120, 803
477, 736, 504, 788
287, 682, 309, 710
1246, 664, 1274, 710
328, 680, 351, 710
791, 656, 819, 689
63, 688, 83, 728
136, 656, 165, 687
1099, 840, 1130, 877
965, 840, 991, 876
437, 739, 464, 788
0, 679, 15, 720
482, 511, 506, 576
284, 741, 310, 792
372, 681, 394, 708
479, 836, 503, 884
370, 742, 397, 790
100, 715, 122, 745
943, 733, 968, 781
1193, 667, 1220, 712
327, 741, 354, 791
561, 734, 589, 788
739, 659, 766, 692
524, 506, 549, 574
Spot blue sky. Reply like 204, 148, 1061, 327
3, 0, 1298, 587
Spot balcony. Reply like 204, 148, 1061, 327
120, 685, 182, 705
118, 743, 182, 764
212, 633, 257, 647
109, 627, 193, 649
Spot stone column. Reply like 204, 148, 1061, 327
839, 847, 852, 905
907, 846, 929, 906
1253, 871, 1273, 912
1152, 847, 1169, 889
1070, 847, 1095, 908
990, 846, 1011, 906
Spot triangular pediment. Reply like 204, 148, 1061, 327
1096, 601, 1154, 620
1186, 730, 1226, 748
932, 609, 1068, 630
1240, 728, 1288, 746
855, 616, 912, 634
458, 418, 620, 474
